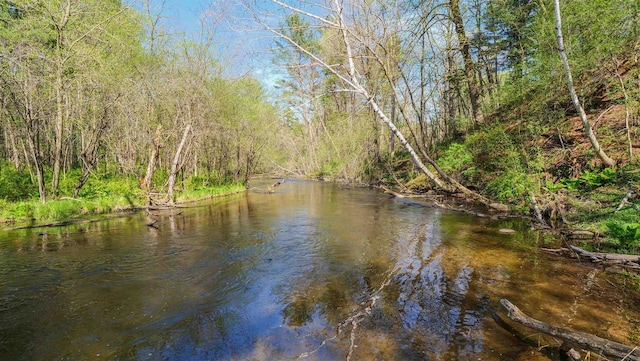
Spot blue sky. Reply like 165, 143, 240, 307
128, 0, 284, 90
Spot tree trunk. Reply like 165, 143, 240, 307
26, 130, 45, 203
167, 124, 191, 204
449, 0, 483, 126
389, 92, 396, 155
51, 0, 72, 196
553, 0, 616, 167
52, 63, 64, 196
142, 124, 163, 193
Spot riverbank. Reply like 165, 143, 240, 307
0, 183, 246, 228
375, 103, 640, 256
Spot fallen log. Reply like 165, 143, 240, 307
268, 179, 285, 193
570, 246, 640, 264
500, 299, 640, 361
378, 185, 405, 198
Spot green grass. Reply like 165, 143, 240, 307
0, 172, 246, 225
0, 194, 144, 225
176, 183, 246, 203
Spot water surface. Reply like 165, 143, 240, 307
0, 180, 638, 360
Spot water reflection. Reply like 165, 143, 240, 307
0, 180, 638, 360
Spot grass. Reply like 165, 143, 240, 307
176, 183, 246, 203
0, 194, 143, 225
0, 174, 246, 226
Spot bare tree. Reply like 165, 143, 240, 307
553, 0, 616, 167
251, 0, 502, 208
167, 124, 191, 204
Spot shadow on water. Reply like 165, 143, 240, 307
0, 179, 638, 360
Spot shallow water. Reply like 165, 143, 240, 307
0, 180, 638, 360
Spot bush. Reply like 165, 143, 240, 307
437, 143, 474, 181
0, 163, 37, 201
560, 168, 617, 191
606, 222, 640, 252
485, 169, 536, 203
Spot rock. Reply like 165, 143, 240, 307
489, 203, 510, 212
499, 228, 516, 234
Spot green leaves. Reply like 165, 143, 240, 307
556, 168, 617, 191
606, 222, 640, 251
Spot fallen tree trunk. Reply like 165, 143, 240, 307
501, 299, 640, 361
570, 246, 640, 269
378, 185, 405, 198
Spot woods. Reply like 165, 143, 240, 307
0, 0, 283, 215
0, 0, 639, 357
0, 0, 639, 232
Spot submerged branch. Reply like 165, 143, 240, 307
501, 299, 640, 361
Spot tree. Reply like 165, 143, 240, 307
448, 0, 483, 126
484, 0, 538, 79
253, 0, 501, 208
553, 0, 616, 167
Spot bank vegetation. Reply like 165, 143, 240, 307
257, 0, 639, 254
0, 0, 287, 223
0, 0, 639, 255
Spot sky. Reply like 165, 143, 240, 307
127, 0, 285, 91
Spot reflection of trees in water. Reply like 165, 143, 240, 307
342, 213, 486, 360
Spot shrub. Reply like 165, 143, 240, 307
560, 168, 617, 191
437, 143, 474, 181
606, 222, 640, 251
485, 169, 536, 204
0, 163, 37, 201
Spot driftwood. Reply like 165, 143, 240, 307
570, 245, 640, 271
616, 191, 636, 213
530, 193, 546, 226
378, 185, 405, 198
268, 179, 285, 193
501, 299, 640, 361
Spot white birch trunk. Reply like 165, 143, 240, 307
553, 0, 616, 167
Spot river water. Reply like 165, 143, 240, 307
0, 180, 638, 360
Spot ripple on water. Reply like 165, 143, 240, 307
0, 182, 639, 361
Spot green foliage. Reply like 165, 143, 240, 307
522, 0, 638, 109
176, 183, 245, 203
437, 143, 474, 180
559, 168, 617, 191
0, 163, 37, 201
483, 0, 539, 78
0, 172, 243, 224
79, 176, 141, 200
464, 124, 538, 203
606, 222, 640, 251
485, 169, 536, 203
317, 160, 342, 178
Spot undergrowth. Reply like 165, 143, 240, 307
437, 123, 541, 207
0, 167, 245, 225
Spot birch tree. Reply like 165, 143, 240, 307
253, 0, 501, 208
553, 0, 616, 167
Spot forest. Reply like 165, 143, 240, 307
0, 0, 639, 251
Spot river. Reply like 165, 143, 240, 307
0, 179, 638, 360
